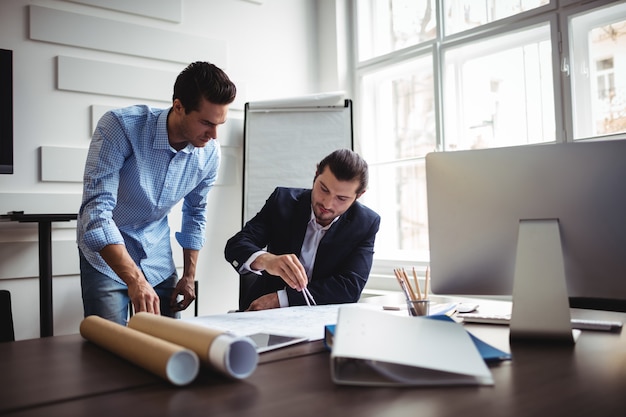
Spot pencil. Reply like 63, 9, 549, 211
394, 268, 416, 301
393, 269, 410, 300
395, 268, 419, 315
406, 268, 422, 300
400, 268, 418, 301
411, 267, 423, 300
424, 266, 430, 299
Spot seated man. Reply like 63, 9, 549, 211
224, 148, 381, 311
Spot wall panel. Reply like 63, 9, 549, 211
41, 146, 87, 183
30, 5, 226, 65
0, 193, 82, 215
57, 56, 176, 101
0, 240, 78, 279
66, 0, 183, 23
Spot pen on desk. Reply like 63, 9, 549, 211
303, 289, 311, 307
307, 287, 317, 305
303, 287, 316, 306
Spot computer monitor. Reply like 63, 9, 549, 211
0, 48, 13, 174
425, 139, 626, 315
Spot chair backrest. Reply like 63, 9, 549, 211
0, 290, 15, 342
239, 272, 258, 312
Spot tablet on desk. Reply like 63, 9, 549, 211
247, 333, 308, 353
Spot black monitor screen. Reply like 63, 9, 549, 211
426, 140, 626, 312
0, 48, 13, 174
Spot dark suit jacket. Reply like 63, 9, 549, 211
225, 187, 381, 310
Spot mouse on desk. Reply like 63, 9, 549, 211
456, 303, 479, 314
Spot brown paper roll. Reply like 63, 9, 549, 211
79, 315, 199, 386
128, 312, 258, 379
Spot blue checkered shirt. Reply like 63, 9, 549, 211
77, 105, 219, 286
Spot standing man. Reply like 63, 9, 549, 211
77, 61, 236, 325
225, 148, 381, 311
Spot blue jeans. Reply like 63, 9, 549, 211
79, 250, 180, 325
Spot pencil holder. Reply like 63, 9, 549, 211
407, 299, 430, 317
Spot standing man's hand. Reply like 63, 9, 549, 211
251, 253, 308, 291
127, 279, 161, 314
171, 248, 199, 312
171, 275, 196, 312
99, 244, 160, 315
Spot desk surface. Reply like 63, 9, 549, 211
0, 212, 78, 222
1, 309, 625, 417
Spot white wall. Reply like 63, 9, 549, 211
0, 0, 339, 340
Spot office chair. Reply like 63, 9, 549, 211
0, 290, 15, 342
239, 272, 258, 312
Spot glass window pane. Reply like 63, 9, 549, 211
360, 161, 429, 258
357, 0, 436, 61
359, 55, 434, 257
360, 56, 436, 162
443, 24, 555, 150
570, 3, 626, 139
444, 0, 550, 36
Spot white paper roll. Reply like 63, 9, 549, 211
79, 315, 199, 386
209, 333, 259, 379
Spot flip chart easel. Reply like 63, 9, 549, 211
242, 92, 353, 225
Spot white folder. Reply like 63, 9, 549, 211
330, 305, 494, 387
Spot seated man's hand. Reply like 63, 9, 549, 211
251, 253, 308, 291
246, 292, 280, 311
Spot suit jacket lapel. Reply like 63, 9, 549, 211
290, 191, 312, 256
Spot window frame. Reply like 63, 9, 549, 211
559, 0, 626, 141
349, 0, 626, 284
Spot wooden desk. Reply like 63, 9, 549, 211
0, 334, 160, 414
1, 310, 625, 417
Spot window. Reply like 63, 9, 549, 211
443, 0, 549, 35
353, 0, 626, 275
568, 2, 626, 139
443, 23, 555, 150
595, 58, 614, 101
357, 0, 436, 61
359, 55, 434, 262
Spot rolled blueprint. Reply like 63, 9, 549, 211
79, 315, 199, 386
128, 312, 258, 379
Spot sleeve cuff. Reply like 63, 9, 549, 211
83, 226, 124, 251
238, 250, 267, 274
175, 231, 205, 250
277, 289, 289, 308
